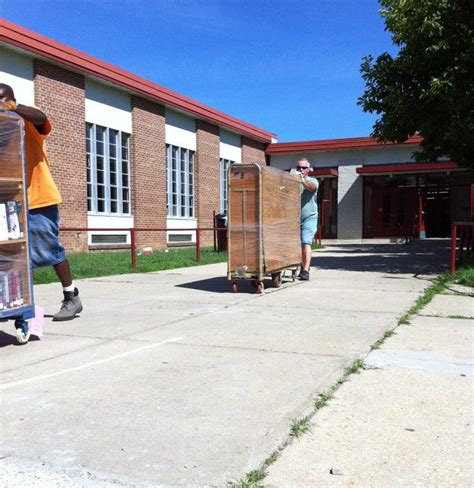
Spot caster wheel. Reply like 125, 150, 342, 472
231, 281, 238, 293
15, 319, 30, 345
253, 281, 264, 294
271, 272, 282, 288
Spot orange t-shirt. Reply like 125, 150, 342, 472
23, 118, 62, 209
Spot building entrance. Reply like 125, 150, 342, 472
363, 172, 471, 239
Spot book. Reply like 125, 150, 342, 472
6, 200, 20, 239
16, 200, 24, 238
0, 203, 8, 240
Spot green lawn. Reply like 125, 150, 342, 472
455, 263, 474, 288
34, 247, 228, 285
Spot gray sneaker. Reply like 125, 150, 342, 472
299, 269, 310, 281
53, 288, 83, 321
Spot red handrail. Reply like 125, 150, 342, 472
450, 222, 474, 273
59, 226, 225, 268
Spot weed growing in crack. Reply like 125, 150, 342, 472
290, 417, 311, 438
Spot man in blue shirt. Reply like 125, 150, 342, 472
296, 159, 319, 280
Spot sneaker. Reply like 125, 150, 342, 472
52, 288, 83, 321
299, 269, 310, 281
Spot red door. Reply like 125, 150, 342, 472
370, 186, 417, 237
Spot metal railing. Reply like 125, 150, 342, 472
450, 222, 474, 273
60, 226, 227, 269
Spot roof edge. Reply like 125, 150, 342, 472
266, 135, 423, 154
0, 18, 276, 143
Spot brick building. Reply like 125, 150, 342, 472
0, 19, 273, 251
1, 19, 472, 246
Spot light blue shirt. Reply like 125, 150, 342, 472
301, 177, 319, 221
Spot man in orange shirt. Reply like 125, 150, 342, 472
0, 83, 82, 321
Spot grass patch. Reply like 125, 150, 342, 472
371, 329, 396, 350
233, 469, 266, 488
314, 392, 331, 410
33, 247, 227, 285
453, 264, 474, 288
344, 358, 365, 375
290, 417, 311, 438
397, 273, 452, 325
311, 242, 324, 250
264, 450, 280, 466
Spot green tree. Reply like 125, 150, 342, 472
358, 0, 474, 169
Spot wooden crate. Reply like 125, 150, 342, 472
227, 163, 301, 283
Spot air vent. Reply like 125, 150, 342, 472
168, 233, 193, 242
91, 234, 127, 244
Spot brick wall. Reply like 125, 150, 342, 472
131, 96, 167, 250
196, 120, 220, 245
34, 60, 88, 252
242, 137, 266, 166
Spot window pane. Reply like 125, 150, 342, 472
96, 126, 105, 142
123, 202, 129, 214
97, 170, 104, 184
110, 201, 117, 213
98, 185, 105, 198
98, 200, 105, 212
97, 156, 104, 171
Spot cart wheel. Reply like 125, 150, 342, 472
231, 281, 238, 293
254, 281, 264, 294
292, 270, 297, 282
15, 319, 30, 345
271, 272, 282, 288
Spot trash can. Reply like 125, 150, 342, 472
215, 212, 228, 251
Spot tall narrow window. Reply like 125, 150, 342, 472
166, 145, 195, 218
220, 158, 234, 213
86, 123, 130, 215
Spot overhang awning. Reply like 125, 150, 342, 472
356, 161, 460, 176
309, 168, 339, 178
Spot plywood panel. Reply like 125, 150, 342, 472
228, 163, 301, 279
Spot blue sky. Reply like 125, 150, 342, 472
3, 0, 396, 142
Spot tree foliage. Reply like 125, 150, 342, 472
358, 0, 474, 168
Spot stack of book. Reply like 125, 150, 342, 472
0, 270, 24, 310
0, 200, 23, 240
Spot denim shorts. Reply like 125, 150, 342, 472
28, 205, 66, 268
301, 214, 317, 245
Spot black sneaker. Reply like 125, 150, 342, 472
299, 270, 310, 281
53, 288, 83, 321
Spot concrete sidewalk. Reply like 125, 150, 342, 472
0, 239, 469, 487
265, 287, 473, 487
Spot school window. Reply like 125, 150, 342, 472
166, 145, 195, 218
220, 158, 234, 213
86, 123, 131, 215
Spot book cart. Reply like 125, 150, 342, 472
0, 110, 34, 344
227, 163, 301, 293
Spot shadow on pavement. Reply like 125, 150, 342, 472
176, 275, 294, 294
0, 330, 17, 347
176, 276, 231, 293
313, 239, 451, 276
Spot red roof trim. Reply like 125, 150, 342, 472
0, 18, 276, 143
356, 162, 459, 175
266, 135, 422, 154
309, 168, 338, 178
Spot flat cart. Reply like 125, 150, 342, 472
227, 163, 301, 293
0, 109, 35, 344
